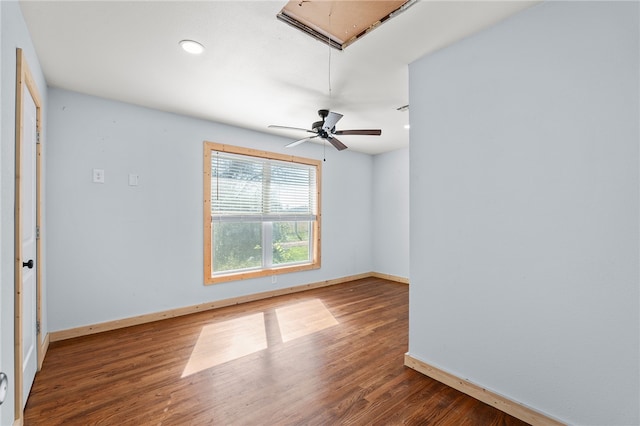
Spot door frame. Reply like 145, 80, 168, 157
14, 48, 43, 421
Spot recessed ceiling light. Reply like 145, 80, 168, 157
404, 124, 410, 129
179, 40, 205, 55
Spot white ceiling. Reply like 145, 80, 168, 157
19, 0, 537, 155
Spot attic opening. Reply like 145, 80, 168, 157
276, 0, 413, 50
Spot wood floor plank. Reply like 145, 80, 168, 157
24, 278, 529, 425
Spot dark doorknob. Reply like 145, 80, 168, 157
22, 259, 34, 269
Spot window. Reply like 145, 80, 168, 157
204, 142, 321, 284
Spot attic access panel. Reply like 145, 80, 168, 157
277, 0, 410, 50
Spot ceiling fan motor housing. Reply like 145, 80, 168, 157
314, 110, 335, 134
312, 122, 334, 138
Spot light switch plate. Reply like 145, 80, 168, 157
128, 174, 139, 186
92, 169, 105, 183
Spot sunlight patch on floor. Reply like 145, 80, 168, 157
182, 312, 267, 377
276, 299, 338, 343
181, 299, 339, 377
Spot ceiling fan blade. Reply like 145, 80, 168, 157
322, 112, 343, 132
269, 125, 316, 134
334, 129, 382, 136
327, 136, 348, 151
286, 135, 318, 148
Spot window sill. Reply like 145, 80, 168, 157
205, 262, 321, 285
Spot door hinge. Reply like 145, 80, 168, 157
36, 131, 41, 144
36, 226, 40, 240
36, 321, 41, 334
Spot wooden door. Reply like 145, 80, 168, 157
14, 48, 43, 420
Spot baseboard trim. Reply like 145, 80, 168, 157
50, 272, 374, 342
404, 354, 565, 426
371, 272, 409, 284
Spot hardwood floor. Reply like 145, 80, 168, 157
24, 278, 529, 425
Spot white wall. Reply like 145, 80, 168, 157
46, 88, 373, 332
372, 148, 409, 279
408, 2, 639, 425
0, 1, 48, 424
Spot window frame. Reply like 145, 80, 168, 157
203, 141, 321, 284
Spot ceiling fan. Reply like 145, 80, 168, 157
268, 109, 382, 151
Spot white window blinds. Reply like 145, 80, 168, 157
210, 151, 318, 222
